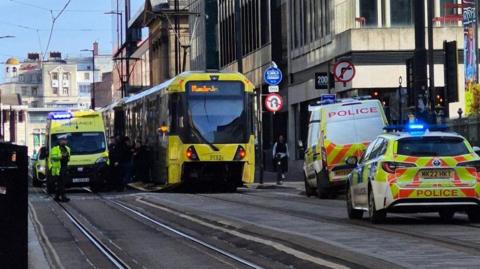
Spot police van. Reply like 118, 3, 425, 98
304, 98, 388, 198
45, 111, 109, 193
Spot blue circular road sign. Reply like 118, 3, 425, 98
264, 66, 283, 86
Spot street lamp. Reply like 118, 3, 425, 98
105, 11, 123, 48
81, 48, 95, 110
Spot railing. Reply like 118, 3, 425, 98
447, 116, 480, 146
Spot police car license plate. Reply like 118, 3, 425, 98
72, 178, 90, 183
419, 169, 452, 179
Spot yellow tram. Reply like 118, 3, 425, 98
103, 72, 256, 191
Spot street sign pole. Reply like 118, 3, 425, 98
262, 62, 283, 184
258, 85, 264, 184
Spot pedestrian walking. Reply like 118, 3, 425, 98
132, 140, 150, 183
272, 135, 289, 185
50, 134, 71, 202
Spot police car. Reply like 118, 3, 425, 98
345, 123, 480, 223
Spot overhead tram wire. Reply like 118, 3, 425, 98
42, 0, 73, 61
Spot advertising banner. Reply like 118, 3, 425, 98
463, 0, 479, 114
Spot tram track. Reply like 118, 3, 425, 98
243, 189, 480, 230
33, 186, 266, 269
32, 187, 131, 269
192, 192, 480, 256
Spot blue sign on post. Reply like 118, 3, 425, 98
264, 66, 283, 86
320, 94, 336, 104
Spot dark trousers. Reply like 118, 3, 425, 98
56, 169, 68, 198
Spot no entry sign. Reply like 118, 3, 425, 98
264, 93, 283, 112
333, 60, 356, 83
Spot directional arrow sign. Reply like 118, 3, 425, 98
333, 60, 356, 83
264, 93, 283, 112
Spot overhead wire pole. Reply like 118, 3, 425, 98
124, 0, 130, 97
174, 0, 180, 75
427, 0, 435, 114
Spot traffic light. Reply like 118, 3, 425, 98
443, 41, 458, 103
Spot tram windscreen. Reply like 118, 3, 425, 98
186, 81, 248, 144
51, 132, 106, 155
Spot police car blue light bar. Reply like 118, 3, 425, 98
384, 123, 448, 133
407, 123, 425, 130
48, 111, 72, 120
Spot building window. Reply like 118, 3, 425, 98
360, 0, 377, 27
21, 86, 28, 96
52, 87, 59, 95
391, 0, 413, 26
19, 74, 24, 82
32, 87, 38, 96
84, 72, 90, 80
62, 72, 69, 80
12, 67, 17, 72
62, 87, 69, 96
6, 67, 9, 72
290, 0, 330, 50
52, 72, 58, 80
18, 111, 24, 123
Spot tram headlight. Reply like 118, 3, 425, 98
186, 146, 199, 161
234, 146, 246, 160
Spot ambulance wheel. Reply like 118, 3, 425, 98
32, 175, 42, 187
467, 208, 480, 223
90, 183, 102, 193
316, 170, 329, 199
346, 184, 363, 219
304, 175, 316, 197
438, 209, 455, 222
368, 187, 386, 224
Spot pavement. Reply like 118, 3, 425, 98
28, 210, 50, 269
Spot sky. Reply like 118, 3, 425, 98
0, 0, 144, 83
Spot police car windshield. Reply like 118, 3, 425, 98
51, 132, 106, 155
397, 136, 469, 156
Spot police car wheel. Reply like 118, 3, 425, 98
438, 209, 455, 222
304, 175, 316, 197
316, 171, 329, 199
467, 208, 480, 223
368, 187, 386, 224
346, 185, 363, 219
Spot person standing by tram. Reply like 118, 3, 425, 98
119, 136, 133, 190
50, 135, 71, 202
108, 136, 121, 190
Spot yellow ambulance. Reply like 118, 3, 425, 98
45, 110, 109, 193
304, 98, 388, 198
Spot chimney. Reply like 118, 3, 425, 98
27, 53, 40, 61
93, 42, 99, 56
49, 52, 62, 60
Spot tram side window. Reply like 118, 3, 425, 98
170, 94, 183, 134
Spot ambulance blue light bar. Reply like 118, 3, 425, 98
48, 111, 72, 120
